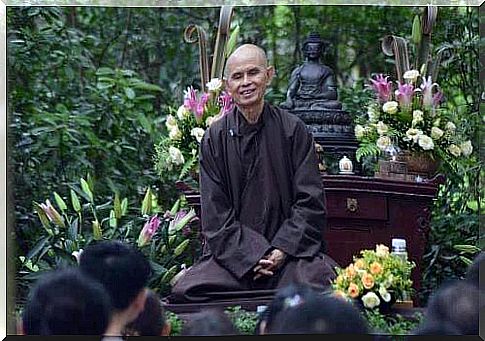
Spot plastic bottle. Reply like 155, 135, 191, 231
391, 238, 411, 303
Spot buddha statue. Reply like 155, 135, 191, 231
281, 32, 342, 111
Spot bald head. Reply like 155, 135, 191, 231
224, 44, 268, 78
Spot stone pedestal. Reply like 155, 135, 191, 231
288, 108, 360, 174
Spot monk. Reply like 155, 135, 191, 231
168, 44, 338, 303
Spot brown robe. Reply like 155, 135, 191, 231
169, 103, 339, 303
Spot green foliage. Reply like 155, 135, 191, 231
364, 309, 424, 336
166, 311, 184, 336
224, 306, 259, 335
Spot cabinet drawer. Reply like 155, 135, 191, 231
325, 192, 388, 221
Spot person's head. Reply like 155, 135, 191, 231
424, 280, 480, 335
124, 290, 170, 336
268, 294, 369, 334
256, 283, 319, 334
21, 267, 111, 335
302, 32, 326, 60
465, 251, 484, 289
79, 240, 152, 322
224, 44, 274, 113
181, 308, 238, 336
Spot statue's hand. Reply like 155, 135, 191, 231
253, 249, 287, 280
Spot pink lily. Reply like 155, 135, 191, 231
137, 215, 161, 247
419, 76, 439, 108
183, 86, 198, 113
39, 199, 65, 228
195, 93, 209, 121
394, 82, 415, 110
218, 91, 234, 117
168, 208, 198, 235
369, 74, 393, 103
432, 90, 443, 107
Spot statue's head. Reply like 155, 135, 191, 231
302, 32, 326, 60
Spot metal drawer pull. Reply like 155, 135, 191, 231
346, 198, 359, 212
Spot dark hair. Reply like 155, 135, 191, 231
22, 268, 111, 335
79, 240, 152, 311
424, 280, 479, 335
269, 295, 369, 334
124, 290, 165, 336
465, 251, 484, 289
181, 308, 238, 336
255, 283, 319, 334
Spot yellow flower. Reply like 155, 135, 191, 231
348, 283, 360, 298
336, 275, 345, 285
354, 259, 366, 270
370, 262, 383, 275
345, 264, 357, 279
375, 244, 389, 257
362, 272, 375, 289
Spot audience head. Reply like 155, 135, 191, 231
181, 308, 238, 336
268, 294, 369, 334
465, 251, 484, 289
21, 268, 111, 335
79, 240, 152, 312
410, 319, 462, 336
423, 280, 480, 335
124, 289, 170, 336
256, 283, 319, 334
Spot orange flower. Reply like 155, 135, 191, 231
362, 272, 375, 289
354, 259, 366, 270
370, 262, 383, 275
345, 264, 357, 279
347, 283, 360, 298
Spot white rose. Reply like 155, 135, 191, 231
168, 125, 182, 140
375, 244, 389, 257
405, 128, 422, 144
379, 286, 392, 303
190, 127, 205, 143
418, 134, 434, 150
367, 107, 379, 122
403, 69, 420, 83
448, 144, 461, 157
362, 292, 381, 309
382, 101, 398, 114
445, 121, 456, 133
412, 110, 424, 126
382, 275, 394, 289
376, 136, 391, 151
460, 140, 473, 157
355, 124, 365, 139
206, 78, 223, 92
376, 121, 388, 136
165, 114, 177, 129
177, 105, 190, 120
431, 127, 444, 140
168, 146, 185, 165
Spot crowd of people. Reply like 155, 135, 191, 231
18, 240, 482, 337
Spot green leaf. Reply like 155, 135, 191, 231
124, 87, 135, 99
68, 217, 79, 240
109, 209, 117, 228
131, 82, 163, 92
121, 198, 128, 216
53, 192, 67, 212
26, 236, 50, 261
71, 189, 81, 213
141, 187, 152, 216
114, 192, 122, 219
96, 67, 115, 76
80, 178, 94, 202
225, 24, 240, 58
174, 239, 190, 256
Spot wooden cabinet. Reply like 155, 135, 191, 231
322, 175, 442, 305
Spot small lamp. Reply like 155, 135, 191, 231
338, 155, 354, 174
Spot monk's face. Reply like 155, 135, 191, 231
225, 47, 274, 111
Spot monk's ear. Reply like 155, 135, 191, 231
266, 66, 275, 85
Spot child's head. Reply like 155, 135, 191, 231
21, 267, 112, 335
124, 290, 170, 336
181, 308, 238, 336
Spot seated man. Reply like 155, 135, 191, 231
168, 43, 338, 303
79, 240, 152, 338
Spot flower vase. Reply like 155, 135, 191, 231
397, 151, 440, 179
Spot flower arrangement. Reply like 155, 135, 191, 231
154, 78, 233, 181
332, 244, 415, 311
354, 70, 473, 163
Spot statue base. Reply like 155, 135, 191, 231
288, 108, 360, 175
